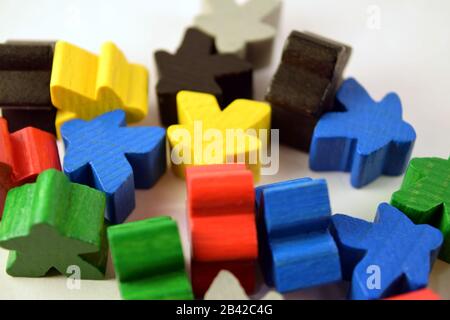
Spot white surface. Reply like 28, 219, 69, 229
0, 0, 449, 300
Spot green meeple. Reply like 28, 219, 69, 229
108, 216, 193, 300
0, 169, 108, 279
392, 157, 450, 262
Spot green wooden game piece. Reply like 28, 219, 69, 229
0, 169, 107, 279
108, 216, 193, 300
391, 157, 450, 262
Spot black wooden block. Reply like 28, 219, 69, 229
271, 106, 318, 151
2, 108, 56, 134
266, 31, 351, 151
0, 41, 56, 135
155, 28, 253, 126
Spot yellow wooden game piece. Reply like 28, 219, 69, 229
50, 41, 148, 138
167, 91, 271, 179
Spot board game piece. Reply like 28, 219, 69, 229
168, 91, 271, 180
330, 203, 443, 300
108, 216, 193, 300
2, 109, 57, 134
204, 270, 251, 300
186, 164, 258, 297
391, 157, 450, 262
187, 164, 257, 261
385, 288, 442, 300
0, 41, 56, 134
191, 259, 256, 298
204, 270, 283, 300
50, 40, 148, 138
194, 0, 282, 68
265, 31, 351, 151
61, 110, 166, 224
0, 118, 61, 216
310, 78, 416, 188
0, 169, 107, 279
155, 28, 253, 126
256, 178, 342, 293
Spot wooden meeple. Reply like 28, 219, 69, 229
0, 41, 56, 135
266, 31, 351, 151
155, 28, 253, 126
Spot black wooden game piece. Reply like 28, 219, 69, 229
154, 28, 253, 126
265, 31, 352, 151
1, 108, 56, 134
0, 41, 56, 135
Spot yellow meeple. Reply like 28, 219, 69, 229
167, 91, 271, 179
50, 41, 148, 138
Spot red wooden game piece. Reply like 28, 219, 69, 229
191, 260, 256, 298
187, 164, 257, 261
386, 289, 442, 300
186, 164, 258, 297
0, 117, 61, 216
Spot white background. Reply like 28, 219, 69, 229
0, 0, 449, 300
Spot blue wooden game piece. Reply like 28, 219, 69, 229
255, 178, 342, 293
330, 203, 442, 300
62, 110, 166, 224
309, 78, 416, 188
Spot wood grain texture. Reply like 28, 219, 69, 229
0, 169, 107, 279
155, 28, 253, 126
50, 40, 148, 138
0, 118, 61, 216
194, 0, 282, 68
266, 31, 351, 151
330, 203, 442, 300
391, 157, 450, 262
186, 164, 257, 261
107, 216, 193, 300
255, 178, 342, 293
61, 110, 166, 224
192, 259, 256, 299
0, 41, 56, 134
310, 78, 416, 188
168, 91, 271, 180
186, 164, 257, 298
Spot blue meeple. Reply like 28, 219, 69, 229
61, 110, 166, 224
256, 178, 342, 293
330, 203, 442, 300
310, 78, 416, 188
